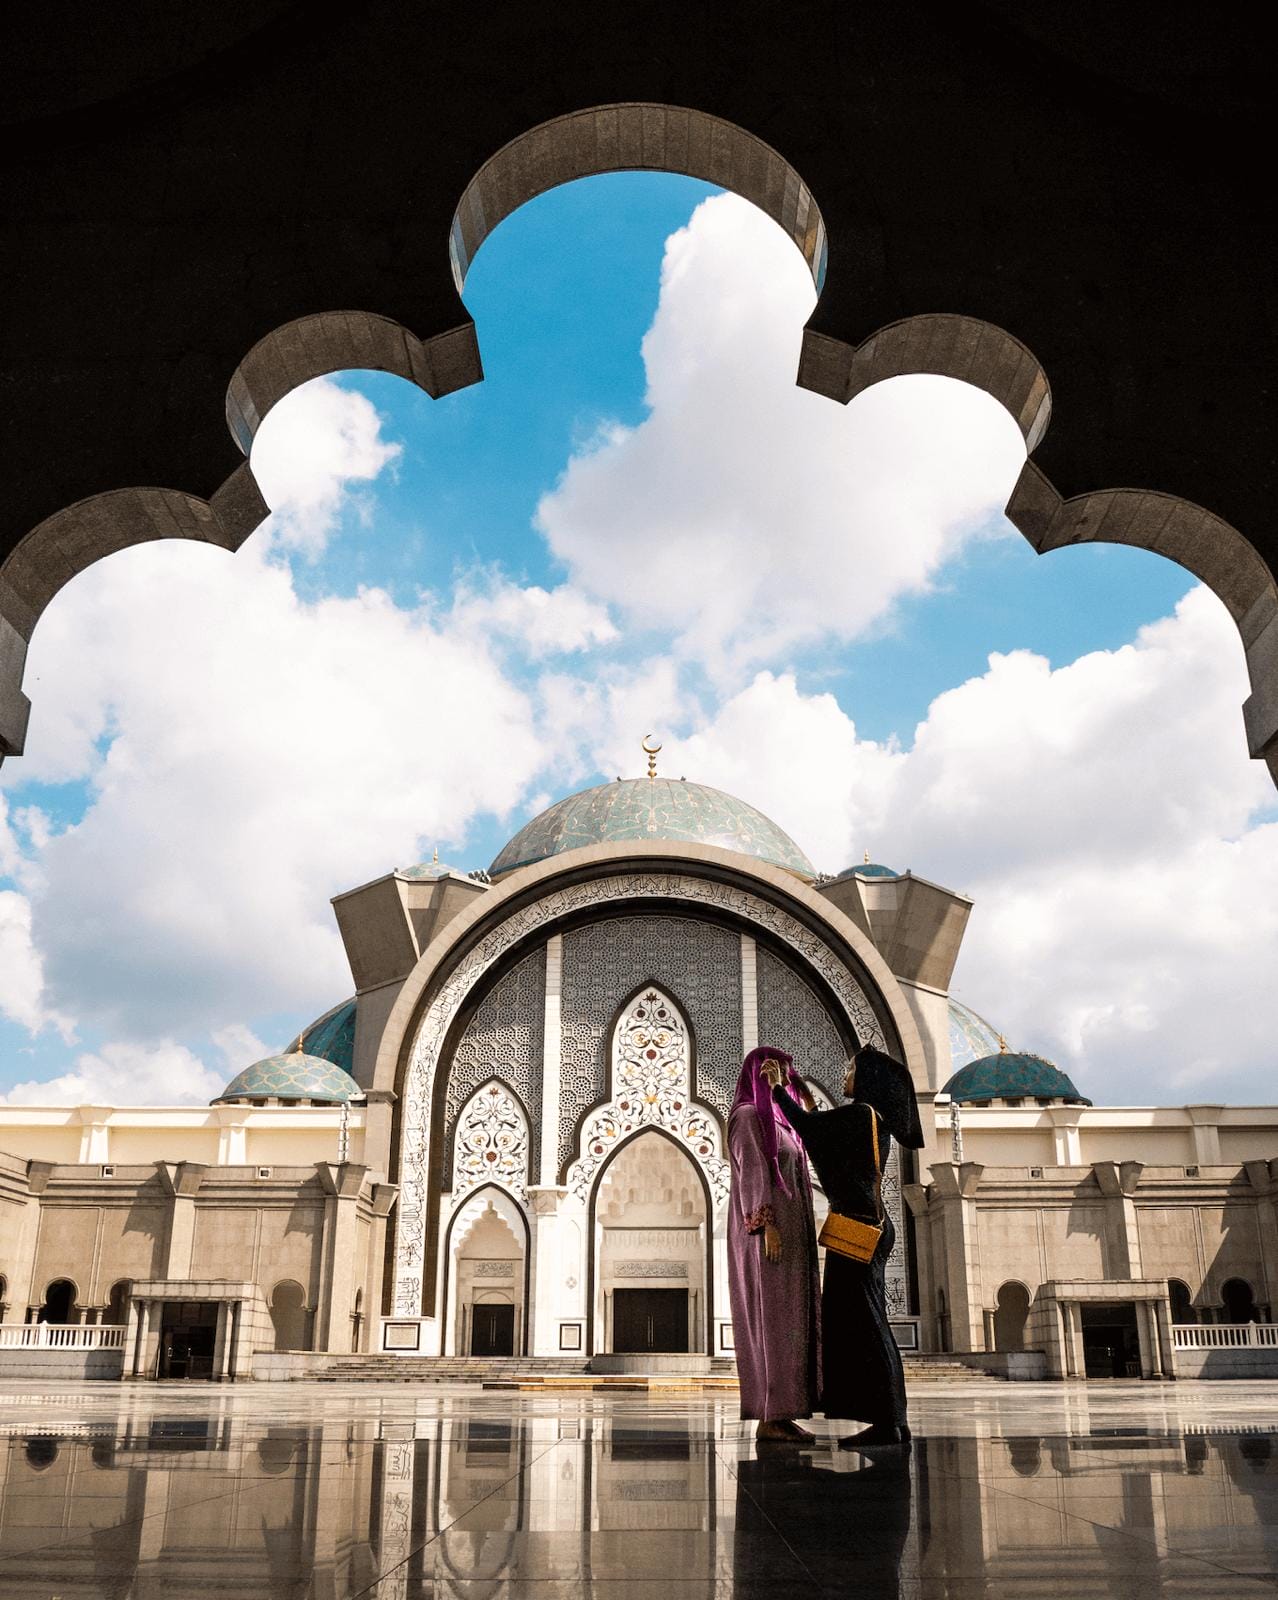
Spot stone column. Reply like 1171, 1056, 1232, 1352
214, 1106, 249, 1165
157, 1160, 207, 1277
361, 1088, 398, 1186
213, 1300, 231, 1379
75, 1105, 112, 1165
740, 935, 758, 1055
928, 1162, 985, 1352
1186, 1105, 1224, 1166
1154, 1296, 1177, 1380
316, 1162, 371, 1352
227, 1299, 245, 1379
539, 934, 564, 1187
364, 1183, 398, 1337
1047, 1106, 1084, 1166
1092, 1160, 1144, 1279
982, 1307, 997, 1353
526, 1185, 572, 1355
1245, 1161, 1278, 1316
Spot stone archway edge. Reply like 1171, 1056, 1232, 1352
3, 101, 1274, 781
382, 845, 914, 1319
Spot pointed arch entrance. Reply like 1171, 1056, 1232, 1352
589, 1128, 712, 1357
442, 1186, 529, 1356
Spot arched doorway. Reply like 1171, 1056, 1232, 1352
1168, 1279, 1196, 1325
1222, 1278, 1258, 1324
993, 1282, 1031, 1353
444, 1187, 528, 1356
38, 1280, 76, 1325
592, 1129, 709, 1356
269, 1281, 310, 1352
106, 1279, 131, 1327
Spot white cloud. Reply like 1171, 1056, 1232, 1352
250, 376, 401, 556
0, 381, 559, 1047
450, 577, 617, 656
536, 192, 1027, 677
0, 1038, 223, 1107
9, 537, 548, 1037
0, 889, 74, 1040
675, 587, 1278, 1103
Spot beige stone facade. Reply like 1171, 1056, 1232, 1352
3, 792, 1277, 1380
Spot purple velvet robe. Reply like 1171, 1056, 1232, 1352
727, 1103, 822, 1421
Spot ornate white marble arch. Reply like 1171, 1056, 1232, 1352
391, 865, 894, 1318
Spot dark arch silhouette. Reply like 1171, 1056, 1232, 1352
2, 102, 1273, 786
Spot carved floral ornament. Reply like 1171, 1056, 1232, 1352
567, 987, 728, 1204
452, 1080, 529, 1202
392, 870, 888, 1316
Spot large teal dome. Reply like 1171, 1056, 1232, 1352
215, 1053, 364, 1106
289, 998, 356, 1077
489, 778, 815, 879
942, 1051, 1090, 1106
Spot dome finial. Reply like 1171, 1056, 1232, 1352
997, 1033, 1008, 1053
641, 733, 662, 779
863, 849, 870, 864
432, 845, 439, 864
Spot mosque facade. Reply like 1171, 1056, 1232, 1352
2, 768, 1277, 1382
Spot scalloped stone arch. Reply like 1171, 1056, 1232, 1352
2, 101, 1275, 789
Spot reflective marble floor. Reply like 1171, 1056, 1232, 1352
1, 1379, 1276, 1598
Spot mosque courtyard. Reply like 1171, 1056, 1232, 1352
0, 1378, 1275, 1598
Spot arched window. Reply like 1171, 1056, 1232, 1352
993, 1282, 1031, 1353
269, 1280, 310, 1352
25, 1438, 59, 1471
1222, 1278, 1258, 1324
38, 1280, 76, 1325
106, 1279, 131, 1326
1168, 1279, 1196, 1325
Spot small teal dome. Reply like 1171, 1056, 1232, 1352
490, 778, 815, 879
215, 1053, 364, 1105
942, 1051, 1090, 1106
827, 858, 898, 884
948, 998, 1003, 1073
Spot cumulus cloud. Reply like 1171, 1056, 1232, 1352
0, 1038, 224, 1107
676, 587, 1278, 1103
0, 380, 576, 1055
250, 376, 401, 556
537, 192, 1027, 676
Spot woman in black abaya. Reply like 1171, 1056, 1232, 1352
765, 1043, 924, 1448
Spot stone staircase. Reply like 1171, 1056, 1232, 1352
300, 1352, 1001, 1387
901, 1355, 1007, 1383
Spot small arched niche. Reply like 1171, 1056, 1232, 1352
447, 1188, 527, 1357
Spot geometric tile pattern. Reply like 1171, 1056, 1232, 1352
442, 947, 545, 1187
559, 915, 742, 1172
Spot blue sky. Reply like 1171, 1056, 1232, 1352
1, 173, 1274, 1105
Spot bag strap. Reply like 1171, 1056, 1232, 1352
866, 1102, 883, 1224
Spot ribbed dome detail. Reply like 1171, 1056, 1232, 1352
942, 1052, 1090, 1106
489, 778, 814, 879
214, 1053, 364, 1105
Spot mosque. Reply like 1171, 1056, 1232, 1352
1, 752, 1276, 1383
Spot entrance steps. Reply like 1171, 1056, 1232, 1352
298, 1353, 1002, 1387
900, 1355, 1008, 1382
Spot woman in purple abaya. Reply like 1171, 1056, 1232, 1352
727, 1045, 822, 1442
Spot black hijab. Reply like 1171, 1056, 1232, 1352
852, 1044, 924, 1149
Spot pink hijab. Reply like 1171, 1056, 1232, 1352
732, 1045, 808, 1198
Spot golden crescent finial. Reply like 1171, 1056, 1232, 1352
641, 733, 662, 778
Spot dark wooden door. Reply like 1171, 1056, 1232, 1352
470, 1302, 516, 1356
612, 1288, 688, 1353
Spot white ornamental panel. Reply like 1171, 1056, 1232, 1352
566, 987, 729, 1205
392, 871, 888, 1317
452, 1080, 530, 1203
